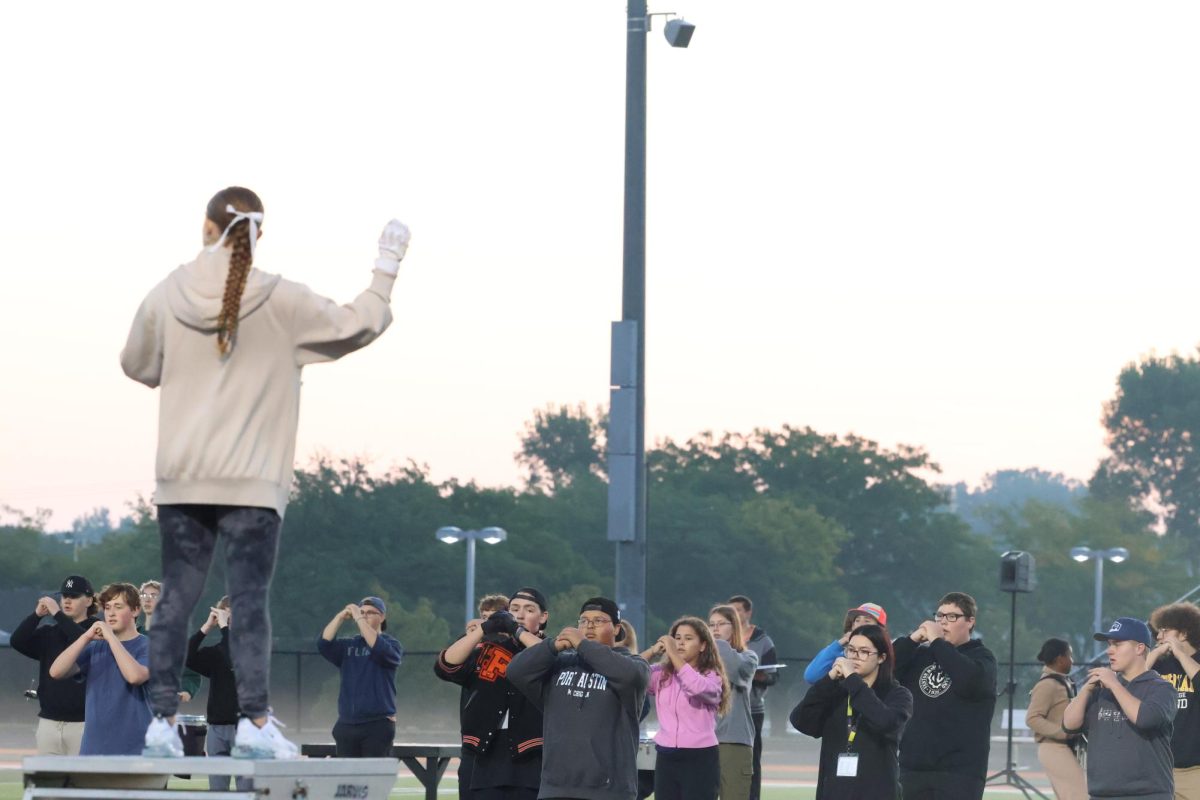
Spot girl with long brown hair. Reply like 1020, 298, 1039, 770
709, 604, 759, 800
641, 616, 730, 800
123, 187, 410, 759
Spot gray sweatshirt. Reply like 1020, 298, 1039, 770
1064, 669, 1177, 799
715, 639, 759, 746
745, 627, 777, 713
507, 638, 650, 800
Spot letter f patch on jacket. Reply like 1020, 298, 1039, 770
476, 643, 513, 682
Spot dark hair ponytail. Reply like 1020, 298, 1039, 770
1037, 637, 1070, 665
207, 187, 264, 356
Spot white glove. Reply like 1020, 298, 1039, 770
375, 219, 411, 276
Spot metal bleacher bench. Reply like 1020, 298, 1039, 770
22, 755, 398, 800
301, 744, 460, 800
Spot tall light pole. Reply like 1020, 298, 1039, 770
1070, 545, 1130, 656
607, 3, 694, 642
437, 526, 507, 625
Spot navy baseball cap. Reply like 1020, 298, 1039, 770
1093, 617, 1153, 647
361, 597, 388, 630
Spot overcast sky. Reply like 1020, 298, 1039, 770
3, 2, 1199, 530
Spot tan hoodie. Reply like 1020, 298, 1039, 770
1027, 666, 1073, 744
121, 247, 396, 516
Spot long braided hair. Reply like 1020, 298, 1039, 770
207, 187, 264, 356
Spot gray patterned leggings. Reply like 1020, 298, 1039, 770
148, 504, 281, 719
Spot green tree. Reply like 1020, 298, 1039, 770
648, 426, 999, 636
516, 403, 606, 492
952, 468, 1086, 541
987, 497, 1189, 660
1094, 351, 1200, 570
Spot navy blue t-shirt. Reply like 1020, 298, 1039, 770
318, 633, 403, 724
78, 635, 152, 755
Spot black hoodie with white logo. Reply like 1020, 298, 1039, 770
892, 637, 997, 778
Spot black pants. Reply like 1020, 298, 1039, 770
333, 719, 395, 757
899, 769, 985, 800
749, 711, 765, 800
468, 789, 537, 800
654, 745, 719, 800
459, 750, 475, 800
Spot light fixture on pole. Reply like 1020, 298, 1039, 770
437, 526, 507, 625
1070, 545, 1130, 657
608, 1, 695, 644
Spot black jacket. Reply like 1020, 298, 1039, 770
186, 627, 240, 725
892, 636, 997, 778
434, 634, 544, 761
10, 612, 97, 721
792, 673, 912, 800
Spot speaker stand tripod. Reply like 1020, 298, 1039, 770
985, 591, 1049, 799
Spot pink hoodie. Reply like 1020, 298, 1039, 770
648, 662, 722, 748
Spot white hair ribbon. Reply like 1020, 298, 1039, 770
208, 203, 264, 258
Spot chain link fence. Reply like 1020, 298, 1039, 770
1, 644, 1052, 745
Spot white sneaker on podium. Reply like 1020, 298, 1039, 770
232, 716, 300, 759
142, 716, 185, 758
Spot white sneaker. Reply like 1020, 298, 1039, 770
232, 716, 300, 760
142, 716, 185, 758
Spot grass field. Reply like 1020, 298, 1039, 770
0, 769, 1048, 800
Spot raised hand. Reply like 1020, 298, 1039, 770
1088, 667, 1119, 691
375, 219, 411, 275
830, 656, 855, 680
556, 627, 583, 651
36, 596, 61, 617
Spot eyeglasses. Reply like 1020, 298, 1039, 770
577, 617, 613, 629
360, 608, 382, 617
934, 612, 964, 622
844, 646, 879, 659
709, 620, 732, 628
140, 593, 159, 599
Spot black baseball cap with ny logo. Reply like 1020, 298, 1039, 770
60, 575, 94, 597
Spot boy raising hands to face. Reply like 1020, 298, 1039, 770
50, 583, 151, 755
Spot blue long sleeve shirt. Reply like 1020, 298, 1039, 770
317, 633, 403, 724
804, 639, 844, 684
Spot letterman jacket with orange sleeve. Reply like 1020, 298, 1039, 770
434, 633, 544, 761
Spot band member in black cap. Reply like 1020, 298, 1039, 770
507, 596, 650, 800
10, 575, 99, 754
435, 587, 549, 799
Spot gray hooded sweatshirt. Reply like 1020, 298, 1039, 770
715, 638, 758, 746
1064, 669, 1177, 799
507, 638, 650, 800
121, 246, 395, 515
